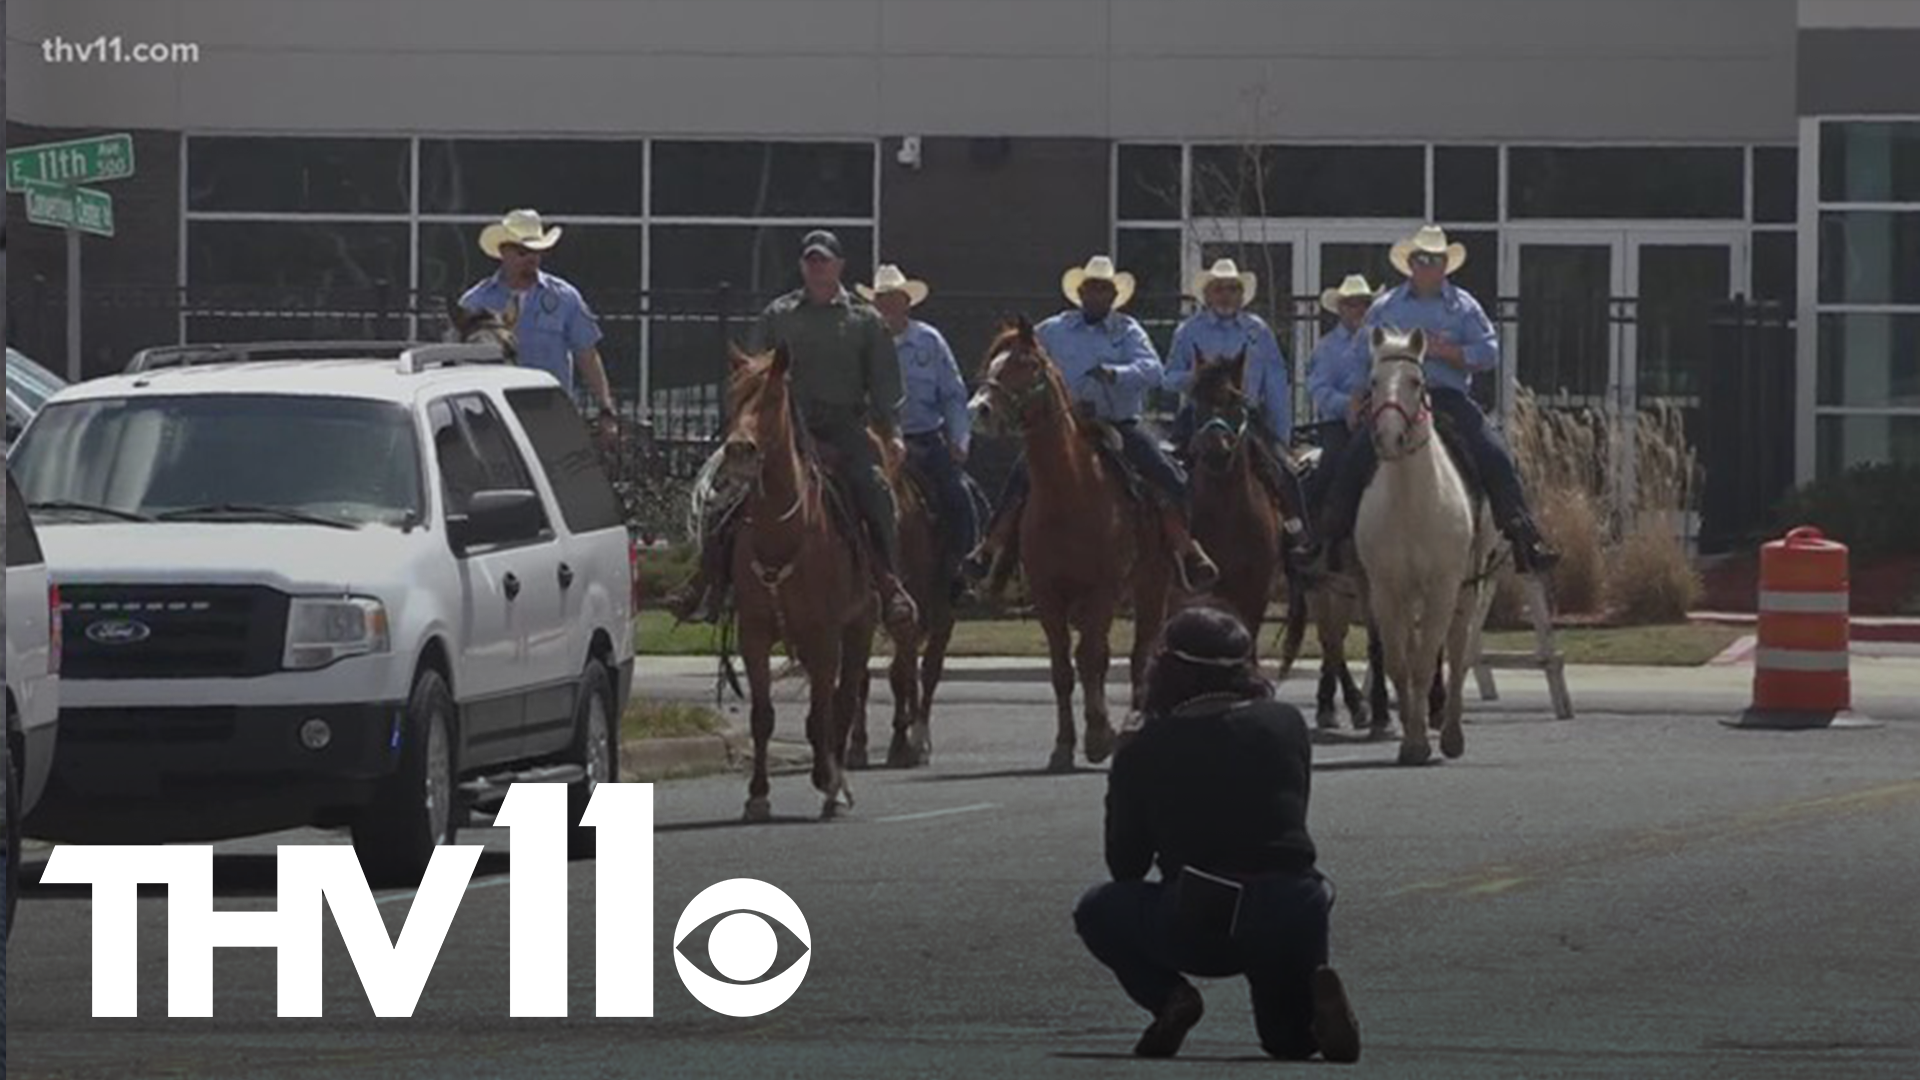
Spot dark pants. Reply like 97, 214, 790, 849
1074, 872, 1335, 1060
812, 421, 901, 573
1306, 421, 1355, 512
1321, 388, 1531, 543
905, 431, 979, 573
985, 418, 1186, 537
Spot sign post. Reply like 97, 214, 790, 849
6, 133, 136, 381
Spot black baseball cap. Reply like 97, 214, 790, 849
800, 230, 843, 259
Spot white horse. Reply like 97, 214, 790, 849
1354, 327, 1499, 766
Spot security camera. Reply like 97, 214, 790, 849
896, 136, 922, 170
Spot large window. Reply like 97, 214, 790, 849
1810, 118, 1920, 478
182, 136, 878, 434
1508, 147, 1744, 219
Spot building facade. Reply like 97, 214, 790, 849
5, 0, 1916, 509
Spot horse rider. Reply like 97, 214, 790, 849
669, 230, 920, 640
1316, 226, 1560, 573
858, 263, 979, 601
457, 208, 619, 441
1303, 274, 1378, 508
1164, 258, 1320, 573
966, 255, 1220, 593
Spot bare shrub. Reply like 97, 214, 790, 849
1606, 520, 1702, 624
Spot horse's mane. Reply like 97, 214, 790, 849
726, 350, 821, 462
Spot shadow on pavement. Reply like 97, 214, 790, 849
1052, 1051, 1285, 1064
655, 815, 833, 833
915, 766, 1109, 782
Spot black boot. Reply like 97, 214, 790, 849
1505, 515, 1561, 574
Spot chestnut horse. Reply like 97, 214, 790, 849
1183, 348, 1282, 648
849, 465, 953, 771
720, 344, 877, 819
969, 317, 1175, 771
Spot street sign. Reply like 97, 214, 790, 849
6, 133, 136, 192
21, 179, 115, 238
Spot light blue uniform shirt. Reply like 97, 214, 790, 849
1358, 281, 1499, 396
1308, 323, 1370, 424
459, 269, 604, 394
894, 320, 971, 453
1164, 310, 1292, 444
1033, 309, 1163, 423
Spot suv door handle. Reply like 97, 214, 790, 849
504, 572, 521, 600
558, 562, 575, 589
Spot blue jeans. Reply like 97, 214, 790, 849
1074, 871, 1335, 1060
905, 431, 979, 571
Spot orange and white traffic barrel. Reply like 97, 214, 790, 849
1727, 527, 1875, 730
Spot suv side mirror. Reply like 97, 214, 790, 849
447, 489, 544, 552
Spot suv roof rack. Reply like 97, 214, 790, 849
396, 343, 512, 374
126, 340, 418, 373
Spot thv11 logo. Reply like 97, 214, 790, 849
41, 783, 812, 1018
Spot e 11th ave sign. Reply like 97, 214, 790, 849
22, 179, 116, 238
6, 132, 136, 191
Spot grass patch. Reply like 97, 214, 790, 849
621, 699, 726, 741
635, 611, 1744, 667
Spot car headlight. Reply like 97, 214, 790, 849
285, 597, 391, 670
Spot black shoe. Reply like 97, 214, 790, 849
1310, 966, 1361, 1064
1134, 981, 1205, 1058
1505, 520, 1562, 575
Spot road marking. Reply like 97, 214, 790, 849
876, 802, 999, 823
377, 874, 513, 906
1388, 779, 1920, 900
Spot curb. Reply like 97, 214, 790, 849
1691, 613, 1920, 644
619, 730, 814, 782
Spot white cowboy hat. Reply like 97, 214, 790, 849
479, 208, 563, 259
1191, 258, 1258, 305
855, 264, 930, 306
1061, 255, 1136, 310
1389, 224, 1467, 277
1320, 274, 1379, 315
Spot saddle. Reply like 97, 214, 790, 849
1431, 410, 1488, 516
1078, 416, 1152, 507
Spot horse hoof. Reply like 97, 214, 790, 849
1350, 708, 1371, 732
847, 745, 870, 771
744, 798, 772, 823
1047, 745, 1076, 773
1315, 707, 1341, 731
1398, 740, 1433, 767
821, 798, 839, 820
1083, 721, 1116, 764
910, 722, 932, 766
1440, 726, 1465, 759
885, 732, 915, 769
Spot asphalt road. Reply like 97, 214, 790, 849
7, 665, 1920, 1079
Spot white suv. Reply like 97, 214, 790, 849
6, 466, 62, 938
8, 342, 636, 885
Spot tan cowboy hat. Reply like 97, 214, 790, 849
479, 209, 563, 259
1061, 255, 1136, 310
1191, 258, 1258, 305
855, 264, 930, 306
1389, 224, 1467, 277
1320, 274, 1379, 315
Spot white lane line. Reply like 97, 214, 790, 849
376, 874, 513, 906
875, 802, 1000, 824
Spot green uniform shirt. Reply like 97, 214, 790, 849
749, 286, 902, 432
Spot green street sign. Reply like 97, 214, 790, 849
22, 179, 116, 238
6, 133, 136, 192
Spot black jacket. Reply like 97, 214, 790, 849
1104, 697, 1317, 881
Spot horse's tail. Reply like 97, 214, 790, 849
1276, 583, 1310, 681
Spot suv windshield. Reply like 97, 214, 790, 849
10, 393, 424, 528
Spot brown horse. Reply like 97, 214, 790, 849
720, 344, 877, 820
848, 455, 954, 770
969, 317, 1176, 771
1183, 348, 1282, 647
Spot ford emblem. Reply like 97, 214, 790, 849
85, 618, 153, 645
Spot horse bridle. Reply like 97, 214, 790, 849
984, 356, 1059, 432
1366, 354, 1434, 460
1193, 393, 1252, 465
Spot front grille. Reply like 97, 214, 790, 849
60, 707, 240, 745
61, 585, 289, 679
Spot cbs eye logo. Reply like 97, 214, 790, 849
672, 878, 812, 1016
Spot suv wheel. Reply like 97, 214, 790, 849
567, 661, 617, 860
5, 705, 21, 942
353, 669, 459, 887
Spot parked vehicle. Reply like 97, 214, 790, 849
8, 342, 638, 885
5, 466, 62, 939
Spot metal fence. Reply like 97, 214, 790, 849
5, 281, 1796, 552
